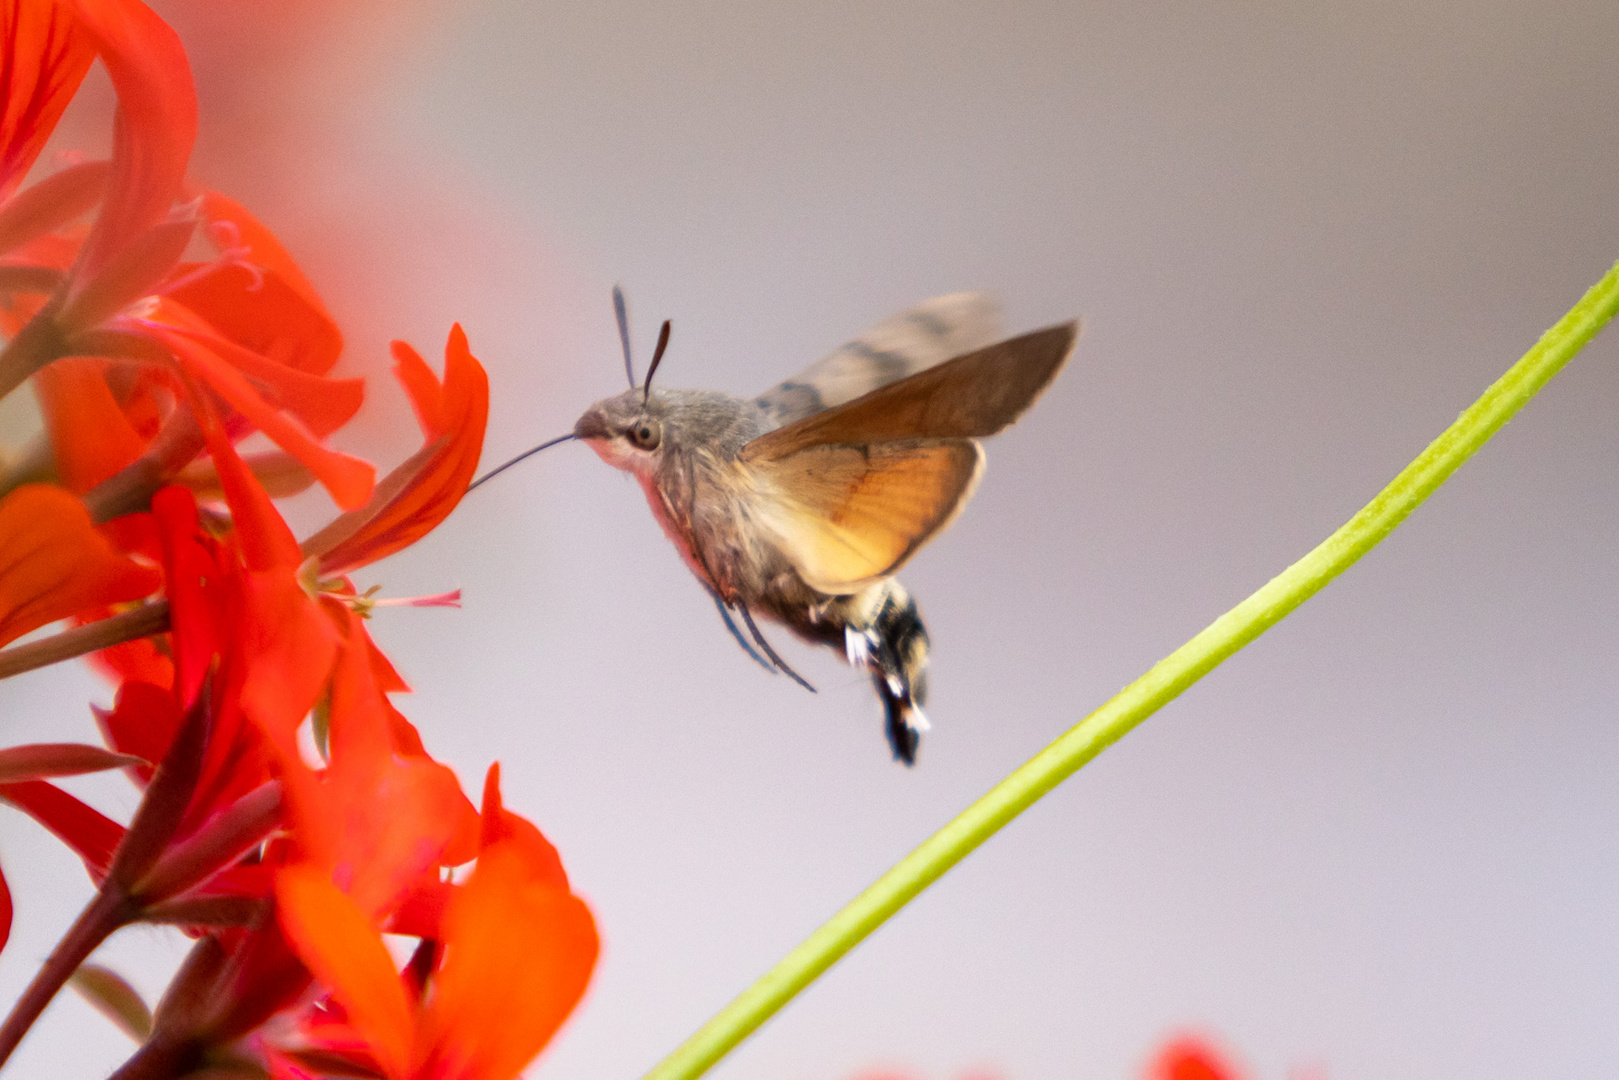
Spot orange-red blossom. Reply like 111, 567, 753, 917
275, 765, 598, 1080
0, 3, 598, 1078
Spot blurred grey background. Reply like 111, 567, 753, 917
3, 0, 1617, 1077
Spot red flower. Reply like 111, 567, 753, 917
305, 325, 490, 576
276, 767, 598, 1080
0, 0, 375, 511
58, 0, 196, 317
271, 605, 478, 921
169, 192, 345, 380
0, 0, 96, 200
1145, 1035, 1247, 1080
1, 483, 301, 907
30, 356, 154, 493
0, 483, 160, 647
152, 296, 374, 511
0, 6, 585, 1076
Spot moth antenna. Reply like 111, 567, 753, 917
613, 285, 635, 388
642, 319, 672, 405
466, 433, 576, 493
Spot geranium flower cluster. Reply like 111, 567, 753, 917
0, 3, 597, 1078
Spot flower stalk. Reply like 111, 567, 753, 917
0, 885, 130, 1070
642, 259, 1619, 1080
0, 682, 212, 1069
0, 602, 170, 681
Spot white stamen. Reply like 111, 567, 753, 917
886, 674, 904, 695
845, 626, 871, 667
905, 705, 931, 733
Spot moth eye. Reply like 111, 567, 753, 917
628, 418, 662, 450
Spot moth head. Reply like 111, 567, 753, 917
574, 388, 672, 472
577, 308, 674, 474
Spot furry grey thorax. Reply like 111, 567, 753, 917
574, 386, 815, 614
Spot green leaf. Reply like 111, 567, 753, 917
69, 963, 152, 1042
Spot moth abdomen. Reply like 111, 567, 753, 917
841, 579, 931, 765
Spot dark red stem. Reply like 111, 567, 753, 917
104, 1035, 201, 1080
0, 302, 67, 403
0, 886, 130, 1070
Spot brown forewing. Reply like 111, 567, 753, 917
742, 321, 1078, 463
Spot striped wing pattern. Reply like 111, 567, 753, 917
754, 292, 1002, 427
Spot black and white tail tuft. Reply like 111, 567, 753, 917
847, 582, 931, 765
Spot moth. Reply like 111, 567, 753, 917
478, 292, 1076, 764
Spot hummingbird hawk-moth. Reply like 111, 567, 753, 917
477, 292, 1077, 764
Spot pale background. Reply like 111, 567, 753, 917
2, 1, 1617, 1077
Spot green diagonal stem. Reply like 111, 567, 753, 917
641, 261, 1619, 1080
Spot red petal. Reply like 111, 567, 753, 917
97, 508, 160, 562
357, 621, 410, 695
155, 473, 333, 792
189, 409, 301, 567
478, 764, 567, 890
192, 860, 274, 899
391, 339, 445, 438
91, 680, 177, 785
167, 326, 374, 512
0, 0, 96, 199
163, 192, 342, 377
414, 842, 598, 1080
433, 751, 478, 868
312, 615, 473, 919
275, 865, 413, 1080
33, 356, 149, 493
1145, 1036, 1246, 1080
182, 398, 298, 568
236, 567, 338, 744
384, 701, 427, 757
315, 326, 487, 575
0, 484, 161, 647
152, 485, 229, 708
85, 623, 173, 686
382, 877, 455, 940
160, 316, 363, 438
66, 0, 195, 287
0, 779, 126, 880
339, 756, 467, 921
0, 859, 11, 957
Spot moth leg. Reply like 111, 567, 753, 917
709, 588, 777, 675
738, 605, 817, 693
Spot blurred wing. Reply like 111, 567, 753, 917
754, 292, 1003, 426
750, 439, 983, 594
743, 322, 1076, 462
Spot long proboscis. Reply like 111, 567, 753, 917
466, 433, 576, 492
